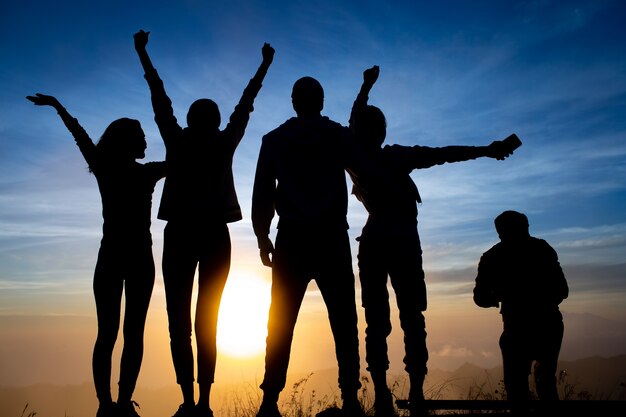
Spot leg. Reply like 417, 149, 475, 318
357, 233, 394, 416
533, 314, 564, 401
117, 246, 156, 409
258, 229, 309, 416
500, 324, 532, 403
92, 245, 124, 411
316, 230, 362, 416
387, 232, 428, 407
195, 224, 231, 414
162, 222, 198, 410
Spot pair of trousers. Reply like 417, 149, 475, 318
500, 312, 564, 401
260, 227, 361, 396
357, 229, 428, 377
93, 240, 155, 403
162, 221, 231, 386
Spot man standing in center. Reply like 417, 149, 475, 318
252, 76, 365, 417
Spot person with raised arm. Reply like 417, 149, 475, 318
133, 29, 274, 417
347, 66, 520, 417
26, 93, 166, 417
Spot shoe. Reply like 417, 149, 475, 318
118, 400, 141, 417
172, 403, 196, 417
194, 403, 214, 417
96, 401, 117, 417
315, 407, 342, 417
256, 400, 282, 417
408, 400, 427, 417
341, 397, 364, 417
374, 388, 395, 417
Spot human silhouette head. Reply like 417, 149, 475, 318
291, 76, 324, 117
97, 118, 147, 163
494, 210, 530, 243
354, 104, 386, 151
187, 98, 221, 134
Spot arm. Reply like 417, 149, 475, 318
251, 138, 276, 267
400, 133, 521, 170
542, 241, 569, 304
473, 252, 501, 308
133, 29, 182, 146
349, 65, 379, 131
25, 93, 97, 169
223, 42, 275, 146
145, 161, 168, 184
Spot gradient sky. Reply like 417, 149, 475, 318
1, 0, 626, 390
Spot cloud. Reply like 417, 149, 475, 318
431, 344, 475, 359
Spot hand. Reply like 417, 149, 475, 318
363, 65, 379, 87
26, 93, 61, 109
134, 29, 150, 50
258, 235, 275, 267
262, 42, 275, 63
486, 133, 521, 160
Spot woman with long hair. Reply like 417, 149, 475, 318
26, 93, 166, 417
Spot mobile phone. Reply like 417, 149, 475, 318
502, 133, 522, 151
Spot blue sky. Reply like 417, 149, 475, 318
1, 0, 626, 387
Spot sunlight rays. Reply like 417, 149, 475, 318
216, 271, 271, 358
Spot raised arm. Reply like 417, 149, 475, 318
133, 29, 156, 73
133, 29, 182, 145
26, 93, 97, 169
223, 42, 275, 145
349, 65, 379, 130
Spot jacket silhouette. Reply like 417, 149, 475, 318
134, 29, 274, 417
474, 210, 569, 403
252, 76, 367, 417
347, 65, 519, 417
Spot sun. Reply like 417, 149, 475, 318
216, 271, 271, 358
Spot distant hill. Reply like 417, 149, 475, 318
281, 354, 626, 404
2, 355, 625, 417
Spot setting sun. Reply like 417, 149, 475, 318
216, 271, 272, 358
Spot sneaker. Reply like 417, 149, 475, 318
408, 400, 428, 417
172, 403, 196, 417
194, 403, 214, 417
256, 400, 282, 417
118, 400, 141, 417
374, 388, 395, 417
341, 397, 364, 417
408, 386, 426, 417
316, 407, 342, 417
96, 401, 117, 417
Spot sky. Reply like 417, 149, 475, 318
1, 0, 626, 397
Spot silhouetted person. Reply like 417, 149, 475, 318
26, 94, 166, 417
133, 30, 274, 417
473, 210, 568, 407
252, 76, 369, 417
347, 66, 520, 417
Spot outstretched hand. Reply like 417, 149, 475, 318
487, 134, 522, 160
134, 29, 150, 50
26, 93, 61, 109
363, 65, 379, 87
262, 42, 275, 63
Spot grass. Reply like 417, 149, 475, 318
18, 368, 626, 417
20, 404, 36, 417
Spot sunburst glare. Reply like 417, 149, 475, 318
216, 271, 271, 358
